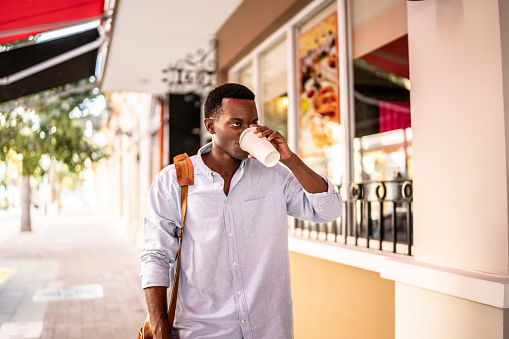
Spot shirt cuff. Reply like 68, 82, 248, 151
140, 262, 171, 289
303, 174, 337, 205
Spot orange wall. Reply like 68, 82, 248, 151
290, 252, 395, 339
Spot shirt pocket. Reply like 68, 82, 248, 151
240, 195, 278, 238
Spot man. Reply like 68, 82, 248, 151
140, 83, 342, 339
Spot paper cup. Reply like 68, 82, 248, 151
239, 127, 280, 167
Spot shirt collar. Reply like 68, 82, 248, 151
196, 142, 248, 182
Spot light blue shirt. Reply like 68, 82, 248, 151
140, 143, 343, 339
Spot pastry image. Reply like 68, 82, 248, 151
321, 52, 338, 83
310, 113, 334, 147
304, 83, 339, 148
313, 84, 339, 122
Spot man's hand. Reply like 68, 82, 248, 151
251, 124, 327, 193
251, 124, 293, 161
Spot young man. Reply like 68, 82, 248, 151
140, 83, 342, 339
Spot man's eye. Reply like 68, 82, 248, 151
231, 122, 241, 127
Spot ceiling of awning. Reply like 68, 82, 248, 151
0, 0, 105, 45
100, 0, 243, 95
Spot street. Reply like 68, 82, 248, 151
0, 208, 148, 338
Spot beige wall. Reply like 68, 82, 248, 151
501, 0, 509, 252
97, 92, 154, 247
290, 252, 395, 339
396, 283, 507, 339
407, 0, 509, 275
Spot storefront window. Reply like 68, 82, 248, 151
352, 0, 411, 182
237, 62, 253, 91
351, 0, 411, 243
296, 1, 344, 185
261, 39, 288, 139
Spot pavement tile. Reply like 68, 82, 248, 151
0, 208, 148, 338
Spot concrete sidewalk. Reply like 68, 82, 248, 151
0, 208, 148, 338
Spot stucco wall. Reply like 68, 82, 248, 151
290, 252, 395, 339
396, 283, 507, 339
408, 0, 509, 275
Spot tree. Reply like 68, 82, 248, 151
0, 81, 108, 231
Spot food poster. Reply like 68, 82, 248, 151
298, 11, 343, 184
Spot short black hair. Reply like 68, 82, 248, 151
204, 83, 255, 119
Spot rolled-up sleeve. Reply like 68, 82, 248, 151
139, 167, 180, 289
285, 173, 343, 223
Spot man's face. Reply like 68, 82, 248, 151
206, 98, 258, 160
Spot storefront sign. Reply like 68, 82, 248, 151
162, 39, 217, 97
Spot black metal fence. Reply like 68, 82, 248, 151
291, 180, 413, 256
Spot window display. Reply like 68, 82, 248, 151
352, 0, 411, 182
297, 2, 344, 185
350, 0, 411, 248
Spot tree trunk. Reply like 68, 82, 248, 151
20, 175, 31, 232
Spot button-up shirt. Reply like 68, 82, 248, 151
140, 143, 343, 339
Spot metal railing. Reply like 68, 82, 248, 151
291, 180, 413, 256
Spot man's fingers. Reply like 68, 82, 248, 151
253, 125, 268, 133
256, 127, 273, 138
252, 125, 284, 143
259, 130, 273, 138
267, 131, 280, 141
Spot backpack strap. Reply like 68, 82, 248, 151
168, 153, 193, 330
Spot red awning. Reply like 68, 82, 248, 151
0, 0, 105, 45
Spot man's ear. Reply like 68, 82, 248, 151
204, 118, 215, 134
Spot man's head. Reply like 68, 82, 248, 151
204, 83, 255, 119
203, 83, 258, 162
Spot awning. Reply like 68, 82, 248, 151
0, 0, 105, 45
0, 29, 102, 103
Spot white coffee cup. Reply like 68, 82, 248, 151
239, 127, 280, 167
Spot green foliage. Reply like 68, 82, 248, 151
0, 82, 108, 177
54, 161, 81, 191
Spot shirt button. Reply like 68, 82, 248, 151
229, 232, 232, 237
233, 262, 237, 266
225, 203, 228, 207
241, 320, 245, 324
237, 290, 242, 295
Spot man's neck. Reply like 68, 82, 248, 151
202, 147, 241, 178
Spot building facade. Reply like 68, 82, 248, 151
215, 0, 509, 338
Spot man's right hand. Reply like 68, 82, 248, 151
145, 286, 171, 339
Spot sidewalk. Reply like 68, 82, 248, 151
0, 208, 148, 338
